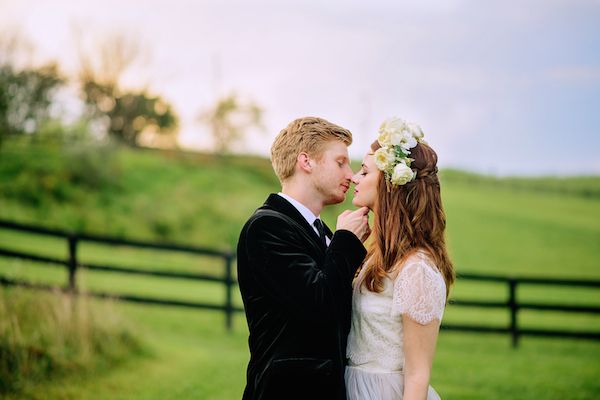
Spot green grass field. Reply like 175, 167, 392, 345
1, 299, 598, 400
1, 139, 599, 399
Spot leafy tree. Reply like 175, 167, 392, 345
200, 93, 264, 154
78, 33, 178, 146
0, 62, 64, 140
81, 80, 177, 146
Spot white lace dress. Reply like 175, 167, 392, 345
345, 251, 446, 400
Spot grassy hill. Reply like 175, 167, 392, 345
1, 137, 599, 277
1, 138, 599, 399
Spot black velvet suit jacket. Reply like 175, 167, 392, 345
237, 194, 367, 400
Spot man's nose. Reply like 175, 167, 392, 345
345, 165, 354, 179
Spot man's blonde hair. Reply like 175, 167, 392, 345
270, 117, 353, 183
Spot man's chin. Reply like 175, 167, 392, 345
326, 193, 346, 205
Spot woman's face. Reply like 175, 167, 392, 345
352, 151, 380, 210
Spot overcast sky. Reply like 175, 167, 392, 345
2, 0, 599, 175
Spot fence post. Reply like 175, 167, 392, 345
224, 253, 233, 332
508, 278, 519, 348
67, 235, 78, 292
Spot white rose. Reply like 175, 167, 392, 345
382, 117, 405, 132
374, 147, 396, 172
377, 130, 391, 147
406, 122, 424, 141
389, 130, 403, 146
391, 162, 415, 185
400, 131, 417, 152
379, 117, 405, 138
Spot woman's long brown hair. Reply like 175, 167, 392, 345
360, 140, 455, 299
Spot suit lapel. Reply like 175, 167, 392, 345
262, 194, 327, 252
323, 222, 333, 242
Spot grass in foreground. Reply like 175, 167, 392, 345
2, 297, 598, 400
0, 288, 145, 396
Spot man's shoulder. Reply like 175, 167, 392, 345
237, 207, 301, 254
244, 206, 291, 232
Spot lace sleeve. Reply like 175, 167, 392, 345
391, 257, 447, 325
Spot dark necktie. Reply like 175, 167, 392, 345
313, 218, 327, 247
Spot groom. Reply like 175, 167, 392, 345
237, 117, 370, 400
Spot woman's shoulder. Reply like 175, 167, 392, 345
411, 250, 440, 270
390, 249, 441, 279
391, 250, 447, 323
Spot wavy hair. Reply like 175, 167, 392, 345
360, 140, 455, 299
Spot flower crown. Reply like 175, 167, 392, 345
373, 117, 425, 186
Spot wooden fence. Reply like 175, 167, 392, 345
0, 219, 239, 329
448, 272, 600, 346
1, 219, 599, 347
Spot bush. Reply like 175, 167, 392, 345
0, 288, 144, 395
0, 135, 122, 206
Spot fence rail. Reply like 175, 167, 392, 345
1, 219, 599, 347
447, 273, 600, 346
0, 219, 239, 330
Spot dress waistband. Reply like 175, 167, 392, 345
346, 365, 404, 375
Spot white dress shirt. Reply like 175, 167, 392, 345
278, 192, 330, 245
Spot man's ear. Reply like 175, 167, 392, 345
297, 152, 313, 173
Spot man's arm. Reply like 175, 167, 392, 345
244, 214, 366, 318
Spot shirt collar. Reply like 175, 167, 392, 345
277, 192, 320, 226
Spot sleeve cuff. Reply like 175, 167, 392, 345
328, 229, 367, 265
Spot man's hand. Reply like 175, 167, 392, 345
336, 207, 371, 242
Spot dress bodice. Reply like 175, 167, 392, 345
346, 251, 447, 372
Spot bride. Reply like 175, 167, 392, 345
345, 117, 455, 399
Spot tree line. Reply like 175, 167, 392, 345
0, 31, 263, 152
